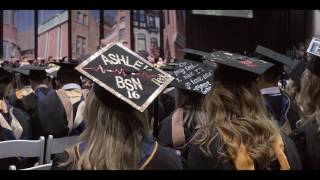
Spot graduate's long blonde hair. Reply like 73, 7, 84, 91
60, 89, 150, 170
195, 74, 280, 169
298, 69, 320, 123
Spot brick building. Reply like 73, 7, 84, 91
162, 10, 186, 60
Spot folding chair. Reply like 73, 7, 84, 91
9, 163, 52, 170
45, 135, 79, 163
0, 136, 45, 167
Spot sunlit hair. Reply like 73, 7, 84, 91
194, 80, 280, 169
298, 69, 320, 121
60, 90, 150, 170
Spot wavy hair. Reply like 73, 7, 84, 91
60, 90, 150, 170
298, 69, 320, 122
194, 80, 280, 169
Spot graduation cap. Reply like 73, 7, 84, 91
13, 66, 30, 76
0, 64, 14, 83
306, 55, 320, 77
19, 64, 48, 81
306, 37, 320, 57
288, 61, 306, 85
209, 51, 274, 82
76, 42, 174, 112
255, 45, 294, 68
171, 59, 214, 95
180, 48, 210, 63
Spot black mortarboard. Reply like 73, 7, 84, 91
209, 51, 274, 76
76, 42, 174, 112
19, 64, 47, 81
288, 61, 306, 85
306, 55, 320, 77
13, 66, 30, 76
255, 45, 294, 67
0, 64, 14, 83
171, 59, 214, 95
180, 48, 210, 63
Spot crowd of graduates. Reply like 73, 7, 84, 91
0, 39, 319, 170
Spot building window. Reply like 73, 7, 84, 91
148, 16, 155, 28
137, 33, 146, 51
120, 16, 125, 23
76, 35, 86, 56
133, 10, 138, 21
83, 14, 88, 25
150, 37, 158, 48
139, 10, 145, 22
119, 28, 125, 41
77, 11, 82, 23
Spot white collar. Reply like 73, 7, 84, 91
62, 83, 81, 90
260, 87, 281, 95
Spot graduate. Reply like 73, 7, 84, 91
290, 39, 320, 169
187, 51, 301, 170
51, 43, 182, 170
0, 63, 33, 169
158, 59, 214, 160
255, 45, 301, 134
37, 57, 89, 138
11, 64, 53, 139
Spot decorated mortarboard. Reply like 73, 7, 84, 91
288, 61, 306, 85
306, 37, 320, 77
75, 42, 174, 112
306, 37, 320, 57
255, 45, 294, 67
171, 59, 213, 95
180, 48, 210, 62
209, 51, 274, 75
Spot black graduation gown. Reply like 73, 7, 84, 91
263, 91, 301, 131
290, 117, 320, 170
50, 137, 183, 170
159, 111, 198, 148
37, 91, 83, 138
12, 87, 52, 139
158, 88, 176, 122
158, 110, 198, 169
186, 129, 302, 170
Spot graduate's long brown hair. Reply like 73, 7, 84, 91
195, 65, 280, 169
175, 89, 208, 129
298, 69, 320, 123
60, 89, 150, 170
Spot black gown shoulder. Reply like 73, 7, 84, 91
187, 129, 302, 170
51, 144, 182, 170
290, 118, 320, 170
37, 91, 69, 138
